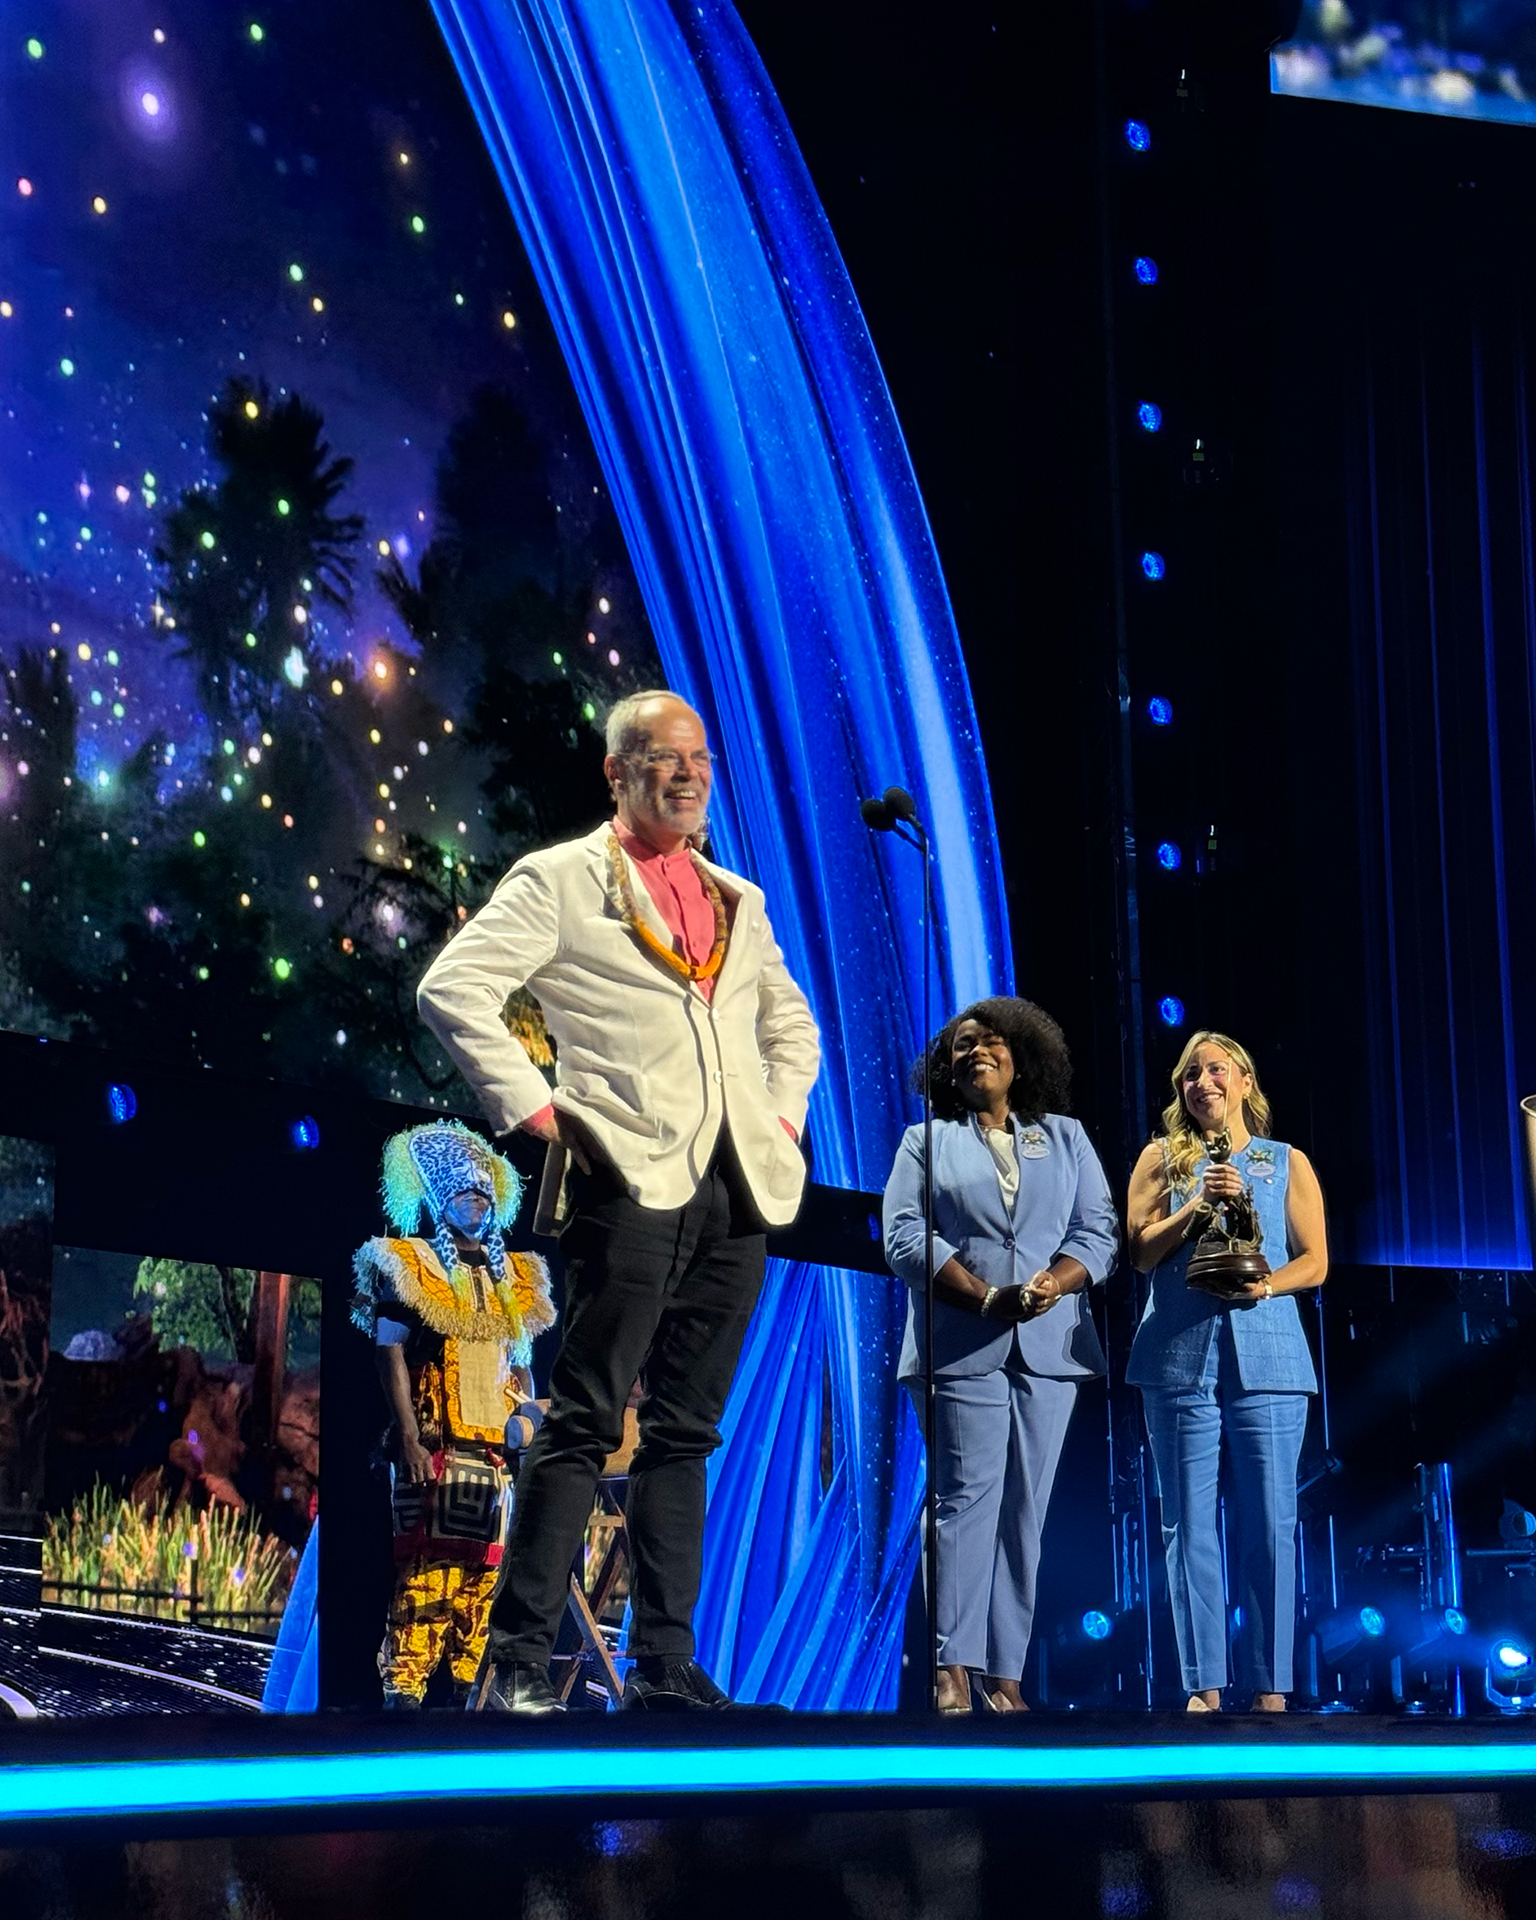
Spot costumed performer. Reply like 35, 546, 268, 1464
884, 998, 1119, 1713
1126, 1031, 1327, 1712
417, 689, 820, 1713
352, 1119, 555, 1709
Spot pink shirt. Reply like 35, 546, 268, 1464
611, 818, 719, 1000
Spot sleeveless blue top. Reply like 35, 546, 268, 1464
1125, 1136, 1317, 1393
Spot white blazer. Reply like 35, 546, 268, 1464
416, 823, 821, 1227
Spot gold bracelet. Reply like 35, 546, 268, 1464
979, 1286, 999, 1319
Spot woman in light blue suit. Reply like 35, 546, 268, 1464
1127, 1031, 1328, 1713
884, 998, 1119, 1713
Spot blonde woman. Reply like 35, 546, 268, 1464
1126, 1032, 1327, 1713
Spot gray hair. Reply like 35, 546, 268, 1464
604, 689, 695, 758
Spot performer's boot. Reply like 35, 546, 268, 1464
620, 1657, 762, 1711
381, 1688, 423, 1711
472, 1628, 565, 1714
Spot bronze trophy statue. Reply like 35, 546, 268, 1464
1185, 1130, 1272, 1298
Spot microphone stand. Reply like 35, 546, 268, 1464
911, 819, 939, 1715
881, 807, 939, 1714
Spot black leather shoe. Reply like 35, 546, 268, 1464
474, 1650, 565, 1715
621, 1658, 739, 1711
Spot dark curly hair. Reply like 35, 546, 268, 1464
914, 997, 1073, 1124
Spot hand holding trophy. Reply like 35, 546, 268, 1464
1185, 1131, 1272, 1300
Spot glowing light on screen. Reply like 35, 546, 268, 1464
1158, 996, 1185, 1028
1133, 255, 1158, 284
1140, 550, 1166, 580
1123, 118, 1151, 151
1147, 696, 1173, 726
1137, 401, 1162, 432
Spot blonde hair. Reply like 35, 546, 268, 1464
1158, 1030, 1273, 1190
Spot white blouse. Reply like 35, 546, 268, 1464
978, 1118, 1019, 1201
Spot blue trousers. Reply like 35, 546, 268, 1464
1141, 1322, 1309, 1695
911, 1364, 1078, 1678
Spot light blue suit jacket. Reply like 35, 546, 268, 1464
883, 1112, 1120, 1382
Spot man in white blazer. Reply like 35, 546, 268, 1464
417, 690, 819, 1713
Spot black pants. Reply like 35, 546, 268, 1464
490, 1141, 767, 1662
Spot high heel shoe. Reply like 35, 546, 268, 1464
936, 1668, 973, 1714
980, 1680, 1028, 1712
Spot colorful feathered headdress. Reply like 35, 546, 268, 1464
380, 1120, 522, 1281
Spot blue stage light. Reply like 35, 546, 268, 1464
105, 1083, 137, 1124
1124, 119, 1151, 152
1157, 996, 1185, 1028
1147, 696, 1173, 726
14, 1738, 1536, 1821
1494, 1639, 1533, 1673
1134, 255, 1159, 285
1156, 842, 1181, 872
1081, 1610, 1112, 1641
1444, 1608, 1469, 1637
1137, 401, 1162, 433
290, 1116, 321, 1151
1360, 1607, 1387, 1639
1140, 550, 1166, 581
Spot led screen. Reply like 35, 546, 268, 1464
0, 3, 659, 1113
1274, 2, 1536, 123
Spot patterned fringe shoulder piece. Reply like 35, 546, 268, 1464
352, 1237, 556, 1354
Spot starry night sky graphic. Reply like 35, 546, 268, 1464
0, 0, 653, 1103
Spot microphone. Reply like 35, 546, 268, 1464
859, 785, 919, 832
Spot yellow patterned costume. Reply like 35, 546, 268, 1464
354, 1228, 556, 1707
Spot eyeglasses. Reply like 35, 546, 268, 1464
630, 749, 716, 776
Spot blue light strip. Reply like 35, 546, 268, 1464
5, 1742, 1536, 1823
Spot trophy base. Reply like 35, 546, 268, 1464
1185, 1245, 1272, 1299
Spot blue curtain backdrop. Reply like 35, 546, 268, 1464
430, 0, 1013, 1703
1344, 312, 1536, 1271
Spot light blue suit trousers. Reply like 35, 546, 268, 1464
1141, 1319, 1309, 1694
910, 1365, 1079, 1678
